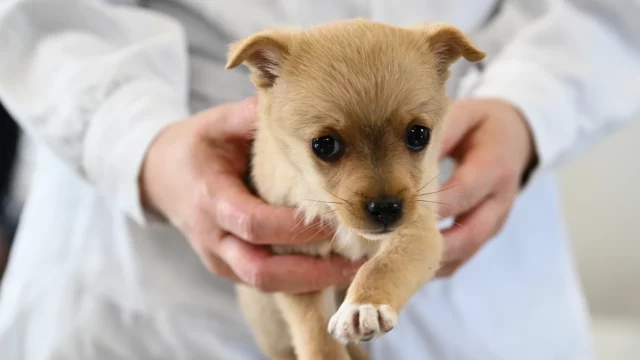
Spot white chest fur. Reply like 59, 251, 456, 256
271, 225, 380, 261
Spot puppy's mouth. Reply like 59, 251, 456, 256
358, 227, 395, 241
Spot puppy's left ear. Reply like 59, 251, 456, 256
418, 24, 486, 81
226, 30, 293, 89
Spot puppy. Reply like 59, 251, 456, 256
226, 19, 485, 360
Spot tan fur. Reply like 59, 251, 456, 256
226, 19, 485, 360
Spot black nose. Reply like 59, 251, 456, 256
366, 197, 403, 226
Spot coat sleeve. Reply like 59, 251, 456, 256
0, 0, 190, 224
470, 0, 640, 176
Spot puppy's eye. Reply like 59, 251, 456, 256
311, 136, 344, 161
405, 125, 431, 152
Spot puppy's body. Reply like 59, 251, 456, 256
226, 19, 484, 360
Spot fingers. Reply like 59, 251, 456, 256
215, 234, 364, 293
199, 250, 243, 283
437, 150, 495, 219
213, 177, 334, 245
435, 260, 462, 278
441, 101, 484, 157
437, 196, 510, 277
204, 97, 258, 139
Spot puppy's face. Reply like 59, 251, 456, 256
227, 20, 484, 240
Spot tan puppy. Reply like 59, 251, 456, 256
226, 19, 485, 360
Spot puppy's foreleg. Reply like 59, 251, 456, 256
276, 289, 352, 360
328, 219, 444, 343
237, 285, 296, 360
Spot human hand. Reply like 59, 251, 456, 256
436, 98, 537, 277
140, 98, 363, 293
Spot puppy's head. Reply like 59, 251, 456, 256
227, 20, 484, 240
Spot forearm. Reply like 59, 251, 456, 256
469, 0, 640, 175
0, 0, 190, 224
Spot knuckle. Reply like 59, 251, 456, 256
243, 262, 272, 292
207, 260, 225, 276
492, 204, 512, 234
494, 160, 517, 189
438, 264, 459, 278
493, 217, 508, 237
213, 193, 258, 243
446, 177, 469, 208
191, 181, 214, 216
457, 184, 477, 212
241, 212, 257, 243
466, 222, 488, 248
200, 251, 223, 275
441, 269, 456, 278
469, 232, 486, 250
448, 101, 474, 119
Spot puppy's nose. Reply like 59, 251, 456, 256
366, 197, 403, 226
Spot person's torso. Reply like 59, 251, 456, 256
142, 0, 531, 112
1, 1, 592, 359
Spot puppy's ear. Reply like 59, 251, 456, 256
226, 30, 293, 88
418, 24, 486, 80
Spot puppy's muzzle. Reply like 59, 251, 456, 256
366, 196, 403, 229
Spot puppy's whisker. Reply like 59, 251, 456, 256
318, 209, 338, 218
290, 221, 326, 243
290, 209, 338, 243
415, 172, 441, 195
290, 209, 313, 233
302, 220, 335, 244
417, 203, 454, 223
346, 186, 367, 199
419, 205, 464, 228
324, 189, 350, 204
304, 199, 344, 205
416, 200, 463, 216
290, 201, 339, 233
290, 204, 325, 232
416, 184, 461, 197
416, 199, 458, 207
327, 223, 340, 247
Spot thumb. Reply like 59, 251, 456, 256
440, 101, 484, 157
203, 97, 258, 139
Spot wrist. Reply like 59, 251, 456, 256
139, 121, 181, 220
505, 100, 539, 187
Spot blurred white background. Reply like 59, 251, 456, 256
559, 119, 640, 359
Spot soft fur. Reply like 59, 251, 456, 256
225, 19, 485, 360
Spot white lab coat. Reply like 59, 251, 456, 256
0, 0, 638, 359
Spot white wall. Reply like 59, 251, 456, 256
558, 119, 640, 359
558, 119, 640, 318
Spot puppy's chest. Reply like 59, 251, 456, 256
271, 228, 380, 261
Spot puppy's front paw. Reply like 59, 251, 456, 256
328, 302, 397, 343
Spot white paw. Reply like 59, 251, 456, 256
327, 302, 397, 343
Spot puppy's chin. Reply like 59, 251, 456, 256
357, 229, 396, 241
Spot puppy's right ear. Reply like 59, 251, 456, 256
414, 23, 486, 81
226, 30, 293, 88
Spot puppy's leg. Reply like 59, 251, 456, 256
276, 289, 351, 360
346, 343, 371, 360
336, 289, 372, 360
236, 285, 296, 360
328, 218, 444, 343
